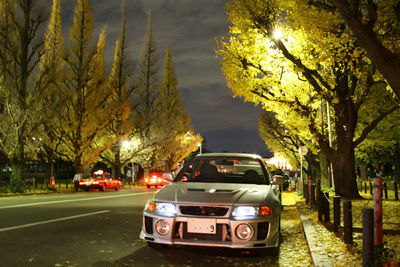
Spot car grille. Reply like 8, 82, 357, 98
173, 222, 232, 242
179, 206, 229, 216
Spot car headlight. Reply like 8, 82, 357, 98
232, 206, 258, 217
145, 201, 177, 215
156, 202, 177, 215
232, 206, 272, 217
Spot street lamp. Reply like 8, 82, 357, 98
198, 143, 202, 154
122, 139, 140, 184
298, 146, 308, 194
273, 29, 283, 40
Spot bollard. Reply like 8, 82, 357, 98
333, 196, 341, 232
369, 181, 373, 195
384, 182, 388, 200
324, 192, 330, 223
343, 200, 353, 245
308, 179, 313, 208
363, 208, 374, 265
395, 182, 399, 201
305, 182, 309, 204
374, 178, 383, 247
316, 179, 322, 220
318, 190, 323, 221
312, 184, 316, 206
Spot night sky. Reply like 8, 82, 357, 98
61, 0, 271, 157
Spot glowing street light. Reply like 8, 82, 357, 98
273, 29, 283, 40
122, 139, 140, 183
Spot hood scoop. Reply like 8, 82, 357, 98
187, 188, 205, 192
215, 189, 233, 193
186, 188, 234, 193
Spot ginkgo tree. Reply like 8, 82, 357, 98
258, 110, 321, 183
217, 0, 399, 198
333, 0, 400, 99
155, 45, 203, 171
98, 1, 137, 179
0, 0, 63, 185
53, 0, 115, 175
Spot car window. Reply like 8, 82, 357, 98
175, 157, 269, 184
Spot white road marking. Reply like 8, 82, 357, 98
0, 210, 110, 232
0, 191, 153, 209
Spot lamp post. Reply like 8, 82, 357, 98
198, 143, 202, 154
122, 140, 139, 184
299, 146, 308, 194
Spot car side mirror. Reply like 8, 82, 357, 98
272, 175, 285, 185
162, 172, 174, 182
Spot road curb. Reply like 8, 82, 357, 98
295, 193, 334, 267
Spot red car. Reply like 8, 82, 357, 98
144, 172, 170, 188
78, 170, 121, 192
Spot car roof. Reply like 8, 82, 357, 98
195, 152, 263, 160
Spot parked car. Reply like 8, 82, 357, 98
77, 170, 121, 192
144, 172, 170, 188
139, 153, 284, 255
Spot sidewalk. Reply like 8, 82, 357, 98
293, 193, 362, 267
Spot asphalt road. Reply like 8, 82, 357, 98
0, 189, 282, 267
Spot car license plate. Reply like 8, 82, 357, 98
187, 218, 216, 234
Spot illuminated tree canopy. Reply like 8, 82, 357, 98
217, 0, 399, 198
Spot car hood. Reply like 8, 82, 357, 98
153, 182, 274, 205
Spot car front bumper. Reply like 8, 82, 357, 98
139, 211, 280, 249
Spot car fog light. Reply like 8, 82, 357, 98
155, 220, 170, 236
236, 223, 253, 240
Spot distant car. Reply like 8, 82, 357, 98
144, 172, 170, 188
78, 170, 121, 192
140, 153, 284, 255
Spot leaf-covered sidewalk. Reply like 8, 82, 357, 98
294, 192, 400, 266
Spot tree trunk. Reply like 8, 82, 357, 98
332, 146, 361, 199
112, 147, 123, 179
74, 156, 83, 174
45, 162, 54, 184
10, 160, 23, 186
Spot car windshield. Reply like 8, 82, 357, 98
174, 156, 269, 184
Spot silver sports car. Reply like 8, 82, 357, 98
139, 153, 284, 255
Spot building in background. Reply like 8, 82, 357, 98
264, 152, 293, 172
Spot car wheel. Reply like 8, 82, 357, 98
115, 185, 119, 191
147, 242, 167, 250
147, 185, 150, 189
84, 188, 89, 192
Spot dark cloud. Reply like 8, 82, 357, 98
60, 0, 270, 156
